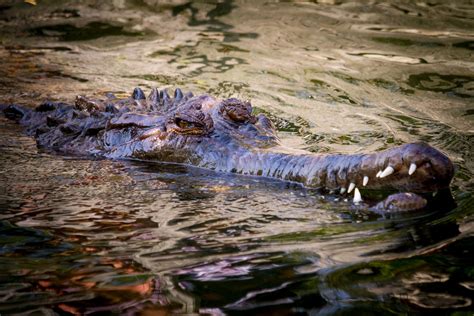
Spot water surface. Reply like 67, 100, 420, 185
0, 1, 473, 314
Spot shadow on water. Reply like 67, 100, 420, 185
321, 238, 474, 313
149, 41, 248, 76
29, 22, 147, 41
371, 36, 445, 48
453, 40, 474, 51
171, 0, 258, 42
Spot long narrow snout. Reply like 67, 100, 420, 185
212, 142, 454, 194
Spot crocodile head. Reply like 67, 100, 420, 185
102, 90, 281, 167
98, 88, 454, 196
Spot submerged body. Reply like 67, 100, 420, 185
2, 87, 455, 212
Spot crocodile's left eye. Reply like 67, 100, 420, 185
220, 98, 255, 123
175, 117, 203, 130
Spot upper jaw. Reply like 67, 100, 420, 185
360, 142, 454, 193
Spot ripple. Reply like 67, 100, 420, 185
407, 73, 474, 98
348, 52, 427, 64
403, 292, 471, 309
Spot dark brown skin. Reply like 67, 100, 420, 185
2, 87, 455, 213
371, 193, 428, 213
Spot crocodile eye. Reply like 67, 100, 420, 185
175, 117, 202, 130
220, 98, 253, 123
170, 114, 213, 135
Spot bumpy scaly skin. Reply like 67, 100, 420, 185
2, 87, 455, 212
371, 193, 428, 214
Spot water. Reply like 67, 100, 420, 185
0, 0, 473, 314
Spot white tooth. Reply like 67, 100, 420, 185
363, 176, 369, 186
340, 187, 346, 194
348, 182, 355, 193
408, 163, 417, 175
353, 188, 363, 204
376, 170, 382, 178
379, 166, 394, 178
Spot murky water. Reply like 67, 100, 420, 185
0, 0, 473, 314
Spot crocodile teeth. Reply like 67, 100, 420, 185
379, 166, 394, 178
340, 187, 346, 194
363, 176, 369, 186
408, 163, 417, 175
348, 182, 355, 193
353, 188, 363, 204
376, 170, 382, 178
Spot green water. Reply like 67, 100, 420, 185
0, 1, 473, 314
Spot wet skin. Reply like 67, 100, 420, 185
2, 87, 455, 212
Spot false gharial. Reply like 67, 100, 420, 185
1, 87, 455, 213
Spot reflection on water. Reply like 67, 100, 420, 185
30, 21, 148, 41
407, 73, 474, 99
0, 0, 473, 314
